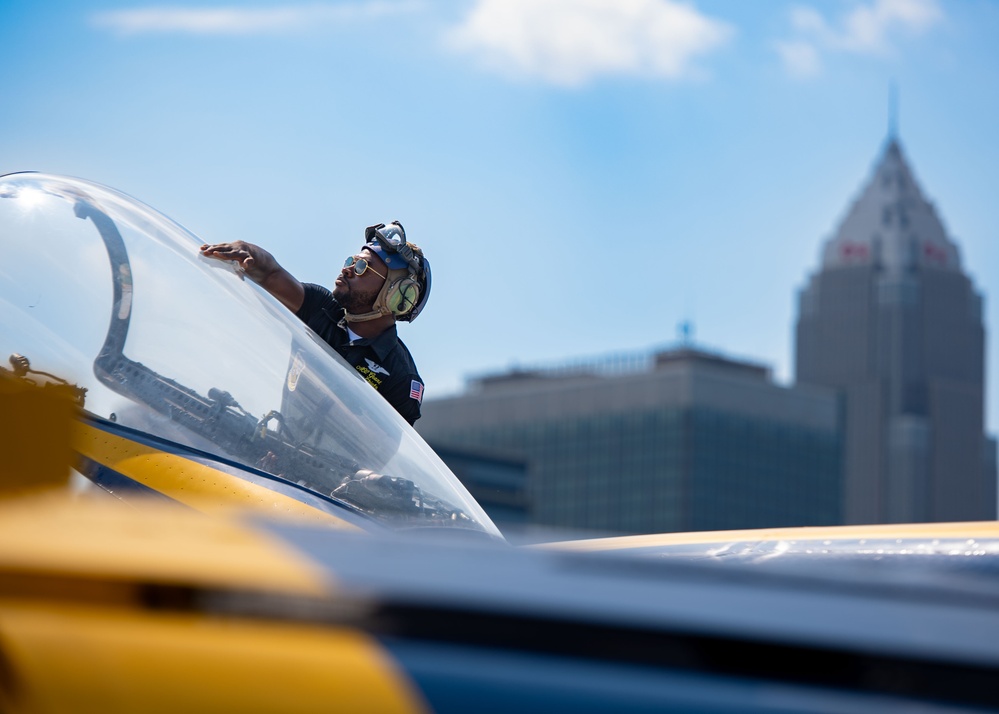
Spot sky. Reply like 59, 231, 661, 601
2, 0, 998, 432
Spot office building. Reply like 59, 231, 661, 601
419, 348, 841, 534
795, 138, 996, 522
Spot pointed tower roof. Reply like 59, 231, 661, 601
821, 139, 961, 273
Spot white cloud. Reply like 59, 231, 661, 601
838, 0, 942, 52
92, 1, 423, 36
789, 6, 828, 36
446, 0, 734, 87
775, 40, 821, 79
777, 0, 943, 78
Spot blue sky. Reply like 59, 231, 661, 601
2, 0, 998, 431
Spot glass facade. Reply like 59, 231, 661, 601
419, 355, 842, 535
687, 408, 840, 531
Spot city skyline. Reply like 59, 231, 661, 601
2, 1, 996, 432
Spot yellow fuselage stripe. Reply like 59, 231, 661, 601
73, 421, 363, 531
545, 521, 999, 552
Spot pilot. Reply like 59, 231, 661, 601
199, 222, 430, 425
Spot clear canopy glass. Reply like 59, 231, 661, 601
0, 172, 501, 539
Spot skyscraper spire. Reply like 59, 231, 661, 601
820, 133, 958, 274
888, 81, 899, 142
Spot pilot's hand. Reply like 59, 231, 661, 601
199, 241, 275, 283
199, 241, 305, 312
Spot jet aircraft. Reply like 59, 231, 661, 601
1, 172, 998, 713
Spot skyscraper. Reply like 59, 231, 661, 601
795, 138, 995, 523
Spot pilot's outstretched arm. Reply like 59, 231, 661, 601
200, 241, 305, 312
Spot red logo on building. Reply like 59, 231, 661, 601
923, 242, 948, 265
839, 242, 869, 260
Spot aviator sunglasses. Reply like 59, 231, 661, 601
343, 255, 387, 280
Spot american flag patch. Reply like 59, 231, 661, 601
410, 380, 424, 403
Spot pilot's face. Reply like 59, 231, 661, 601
333, 247, 387, 312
